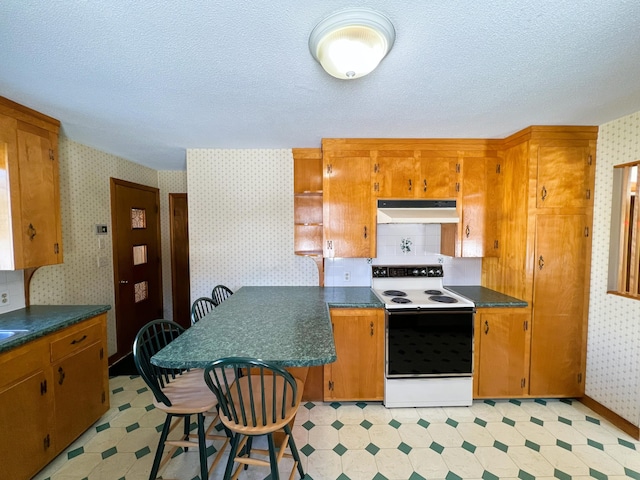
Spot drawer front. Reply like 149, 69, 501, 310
50, 320, 102, 362
0, 338, 47, 390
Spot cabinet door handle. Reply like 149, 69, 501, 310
538, 255, 545, 270
408, 179, 412, 191
363, 226, 368, 239
423, 179, 427, 192
465, 225, 470, 238
28, 223, 37, 240
541, 186, 547, 201
58, 367, 66, 385
484, 320, 489, 334
370, 321, 374, 336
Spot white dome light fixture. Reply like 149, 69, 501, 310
309, 8, 395, 80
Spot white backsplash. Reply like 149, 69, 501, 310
324, 224, 481, 286
0, 270, 26, 313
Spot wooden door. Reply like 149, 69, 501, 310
16, 121, 62, 267
460, 156, 500, 257
110, 179, 163, 363
374, 151, 416, 198
536, 145, 594, 209
475, 309, 530, 397
324, 309, 384, 401
170, 193, 191, 329
323, 151, 374, 258
415, 152, 458, 199
529, 214, 588, 396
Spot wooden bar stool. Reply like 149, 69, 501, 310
204, 357, 306, 480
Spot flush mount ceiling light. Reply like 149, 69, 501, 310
309, 8, 395, 80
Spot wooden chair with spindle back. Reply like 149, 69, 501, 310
211, 284, 233, 306
204, 357, 306, 480
190, 296, 216, 324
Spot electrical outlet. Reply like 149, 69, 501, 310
97, 255, 108, 268
344, 271, 351, 282
1, 291, 9, 305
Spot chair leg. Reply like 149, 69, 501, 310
223, 432, 241, 480
197, 413, 208, 480
267, 433, 280, 480
149, 414, 173, 480
284, 424, 305, 479
243, 436, 253, 470
183, 414, 191, 451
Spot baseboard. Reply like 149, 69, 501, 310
580, 395, 639, 440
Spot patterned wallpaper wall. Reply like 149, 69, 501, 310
28, 138, 159, 356
588, 111, 640, 427
186, 149, 318, 300
158, 171, 187, 321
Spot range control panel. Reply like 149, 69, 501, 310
372, 265, 444, 278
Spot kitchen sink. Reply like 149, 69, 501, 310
0, 329, 30, 343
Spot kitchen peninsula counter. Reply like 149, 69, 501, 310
152, 286, 383, 370
446, 286, 527, 308
0, 304, 111, 353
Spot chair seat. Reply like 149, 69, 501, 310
220, 374, 304, 436
154, 375, 218, 414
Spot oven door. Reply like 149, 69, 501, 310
385, 308, 474, 378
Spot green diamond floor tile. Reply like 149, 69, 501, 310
417, 418, 430, 428
535, 399, 547, 405
118, 403, 131, 411
135, 446, 151, 459
333, 443, 348, 456
300, 444, 315, 456
559, 399, 572, 405
430, 441, 444, 454
462, 440, 476, 453
509, 399, 522, 406
525, 439, 540, 452
587, 438, 604, 450
531, 416, 544, 426
389, 419, 401, 429
585, 416, 600, 425
558, 416, 572, 425
484, 400, 496, 406
474, 417, 487, 427
445, 471, 463, 480
372, 473, 388, 480
518, 469, 536, 480
502, 416, 516, 426
302, 420, 315, 430
624, 467, 640, 479
398, 441, 412, 454
336, 474, 351, 480
67, 446, 84, 460
101, 446, 117, 460
588, 467, 607, 480
112, 386, 124, 394
144, 404, 154, 411
304, 401, 315, 410
330, 402, 341, 409
554, 468, 571, 480
446, 418, 459, 428
493, 440, 509, 453
96, 422, 110, 432
618, 438, 637, 450
331, 420, 344, 430
482, 470, 500, 480
136, 387, 148, 394
360, 419, 373, 429
355, 402, 367, 409
409, 473, 427, 480
556, 439, 572, 451
366, 443, 380, 455
126, 422, 140, 433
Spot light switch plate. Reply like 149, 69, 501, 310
97, 256, 108, 268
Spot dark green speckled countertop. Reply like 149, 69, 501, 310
0, 305, 111, 353
152, 286, 382, 369
446, 286, 527, 308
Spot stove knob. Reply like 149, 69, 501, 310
419, 268, 427, 276
411, 268, 419, 276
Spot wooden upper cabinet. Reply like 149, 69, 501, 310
0, 96, 62, 270
322, 146, 375, 258
374, 151, 416, 198
415, 152, 459, 199
293, 148, 323, 257
535, 144, 595, 209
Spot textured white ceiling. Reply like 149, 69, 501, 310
1, 1, 640, 170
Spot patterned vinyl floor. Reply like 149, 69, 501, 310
34, 375, 640, 480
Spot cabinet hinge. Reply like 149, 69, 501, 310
456, 163, 461, 173
54, 243, 59, 254
374, 182, 379, 192
328, 380, 334, 391
373, 163, 379, 173
326, 240, 333, 250
100, 347, 104, 360
588, 154, 593, 166
584, 227, 589, 237
586, 189, 591, 200
44, 434, 51, 450
521, 378, 526, 388
578, 373, 583, 384
40, 379, 47, 395
49, 149, 55, 161
496, 163, 501, 174
523, 320, 528, 331
326, 164, 332, 174
102, 391, 106, 404
455, 182, 460, 193
494, 239, 499, 250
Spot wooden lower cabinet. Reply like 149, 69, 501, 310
324, 308, 384, 401
0, 313, 109, 479
474, 308, 530, 398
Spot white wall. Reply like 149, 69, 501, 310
588, 111, 640, 427
186, 149, 319, 300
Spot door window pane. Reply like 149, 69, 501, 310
134, 281, 148, 303
131, 208, 146, 229
133, 245, 147, 265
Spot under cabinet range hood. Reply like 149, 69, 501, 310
377, 199, 459, 224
